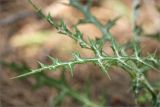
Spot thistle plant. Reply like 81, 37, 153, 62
12, 0, 160, 106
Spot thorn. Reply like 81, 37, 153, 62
48, 56, 55, 62
48, 56, 60, 65
37, 61, 45, 67
68, 64, 74, 77
73, 52, 82, 61
10, 69, 39, 79
98, 60, 111, 80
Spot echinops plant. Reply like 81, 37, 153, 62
12, 0, 160, 106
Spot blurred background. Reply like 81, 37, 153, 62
0, 0, 160, 107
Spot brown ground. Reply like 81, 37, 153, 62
0, 0, 160, 107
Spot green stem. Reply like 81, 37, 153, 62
70, 0, 112, 41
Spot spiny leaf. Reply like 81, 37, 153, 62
118, 58, 138, 73
68, 63, 74, 76
20, 1, 160, 106
89, 40, 102, 57
146, 50, 160, 66
47, 13, 57, 27
110, 39, 120, 56
96, 39, 105, 53
73, 52, 83, 61
132, 41, 141, 57
48, 56, 60, 65
37, 61, 45, 68
10, 69, 42, 79
11, 56, 110, 79
73, 27, 88, 48
97, 59, 111, 80
74, 27, 83, 39
58, 20, 70, 35
133, 73, 143, 95
136, 57, 160, 72
48, 55, 55, 62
